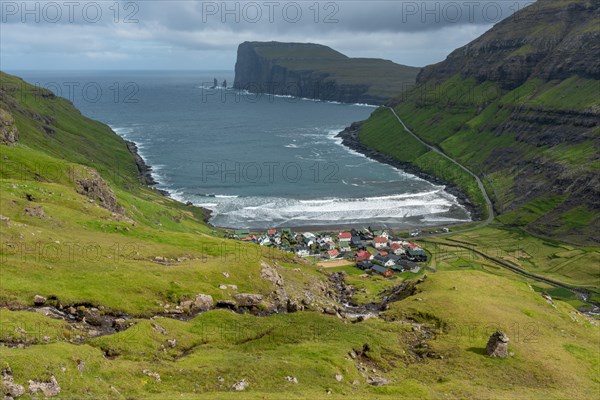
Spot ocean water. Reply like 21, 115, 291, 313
15, 70, 470, 229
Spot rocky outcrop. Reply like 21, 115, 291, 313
234, 293, 263, 308
417, 0, 600, 88
28, 376, 61, 397
125, 140, 158, 186
260, 261, 284, 286
0, 108, 18, 145
191, 294, 214, 311
486, 330, 510, 358
234, 41, 419, 105
2, 368, 25, 398
75, 168, 124, 214
23, 206, 45, 218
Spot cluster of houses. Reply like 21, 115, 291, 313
227, 228, 428, 278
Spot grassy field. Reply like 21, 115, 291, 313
2, 269, 598, 399
417, 226, 600, 303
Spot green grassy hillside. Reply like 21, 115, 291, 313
357, 0, 599, 245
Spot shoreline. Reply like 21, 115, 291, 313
121, 121, 477, 233
124, 139, 215, 224
335, 122, 481, 222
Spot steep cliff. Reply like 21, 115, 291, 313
234, 41, 419, 105
357, 0, 600, 244
417, 0, 600, 88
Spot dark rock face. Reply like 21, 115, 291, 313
233, 41, 418, 105
125, 140, 158, 186
418, 0, 600, 88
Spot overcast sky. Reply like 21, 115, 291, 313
1, 0, 536, 71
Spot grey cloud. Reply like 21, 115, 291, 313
0, 0, 537, 70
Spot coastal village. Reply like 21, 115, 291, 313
226, 228, 429, 277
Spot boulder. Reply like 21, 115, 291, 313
33, 295, 47, 306
5, 381, 25, 397
234, 293, 263, 307
486, 330, 510, 358
2, 368, 25, 398
113, 318, 133, 331
335, 373, 343, 382
231, 379, 248, 391
192, 294, 214, 312
179, 300, 194, 312
83, 309, 104, 326
28, 376, 60, 397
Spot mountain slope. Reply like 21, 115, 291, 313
355, 0, 599, 245
234, 41, 420, 104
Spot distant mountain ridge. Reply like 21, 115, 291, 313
233, 41, 420, 105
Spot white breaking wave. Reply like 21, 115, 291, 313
352, 103, 378, 108
203, 191, 469, 228
110, 126, 134, 137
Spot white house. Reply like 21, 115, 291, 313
295, 247, 310, 257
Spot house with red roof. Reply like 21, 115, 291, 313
327, 249, 340, 259
374, 236, 388, 249
390, 243, 406, 255
404, 242, 422, 250
339, 232, 352, 241
338, 232, 352, 251
355, 250, 371, 262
